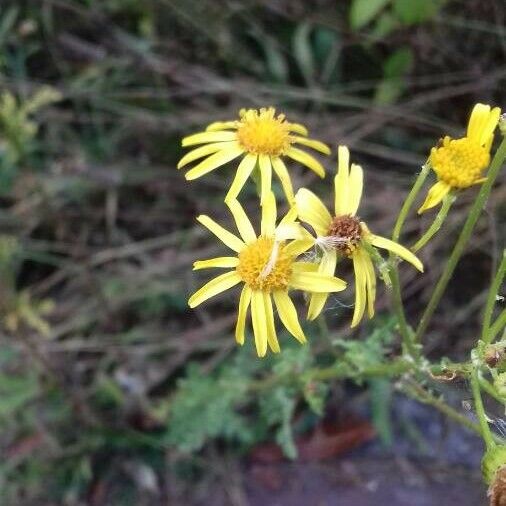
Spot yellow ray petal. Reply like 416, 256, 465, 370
188, 271, 241, 308
295, 188, 332, 236
261, 191, 277, 237
235, 285, 251, 345
178, 141, 237, 169
251, 290, 268, 357
263, 292, 280, 353
185, 144, 243, 180
258, 154, 272, 204
272, 290, 306, 343
279, 205, 298, 226
369, 235, 423, 272
197, 215, 245, 252
291, 136, 331, 155
292, 262, 319, 272
286, 147, 325, 178
182, 130, 237, 146
225, 154, 258, 202
351, 252, 367, 327
193, 257, 239, 270
289, 123, 308, 136
206, 121, 238, 132
417, 181, 451, 214
283, 238, 315, 257
347, 163, 363, 216
355, 248, 376, 319
290, 271, 346, 293
271, 157, 294, 203
226, 199, 257, 244
467, 104, 501, 145
334, 145, 350, 216
467, 103, 490, 142
479, 106, 501, 146
307, 250, 337, 320
275, 222, 304, 241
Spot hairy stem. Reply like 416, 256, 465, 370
482, 249, 506, 343
489, 309, 506, 343
403, 379, 504, 445
390, 163, 430, 360
471, 369, 495, 450
389, 163, 430, 360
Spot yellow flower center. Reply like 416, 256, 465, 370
326, 215, 363, 257
236, 107, 292, 156
430, 136, 490, 188
236, 237, 293, 291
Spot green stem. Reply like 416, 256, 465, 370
404, 379, 504, 445
392, 163, 431, 243
415, 137, 506, 343
489, 309, 506, 343
471, 369, 495, 450
412, 193, 456, 252
479, 377, 505, 404
482, 250, 506, 343
390, 268, 418, 359
389, 163, 430, 359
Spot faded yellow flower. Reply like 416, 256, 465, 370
295, 146, 423, 327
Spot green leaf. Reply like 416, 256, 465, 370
259, 36, 289, 83
349, 0, 392, 30
374, 48, 413, 105
0, 373, 39, 418
369, 378, 393, 446
393, 0, 442, 25
293, 22, 316, 86
260, 387, 297, 459
383, 47, 414, 78
370, 11, 400, 40
165, 362, 253, 452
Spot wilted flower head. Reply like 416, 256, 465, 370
295, 146, 423, 327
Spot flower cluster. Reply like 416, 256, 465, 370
179, 103, 500, 357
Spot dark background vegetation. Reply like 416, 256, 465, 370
0, 1, 505, 505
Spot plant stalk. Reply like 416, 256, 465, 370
415, 137, 506, 343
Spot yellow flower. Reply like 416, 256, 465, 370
178, 107, 330, 204
295, 146, 423, 327
188, 192, 346, 357
418, 103, 501, 214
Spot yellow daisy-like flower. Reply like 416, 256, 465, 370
178, 107, 330, 204
188, 192, 347, 357
295, 146, 423, 327
418, 103, 501, 214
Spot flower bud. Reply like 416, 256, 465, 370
483, 447, 506, 505
484, 344, 506, 369
482, 447, 506, 485
500, 113, 506, 137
